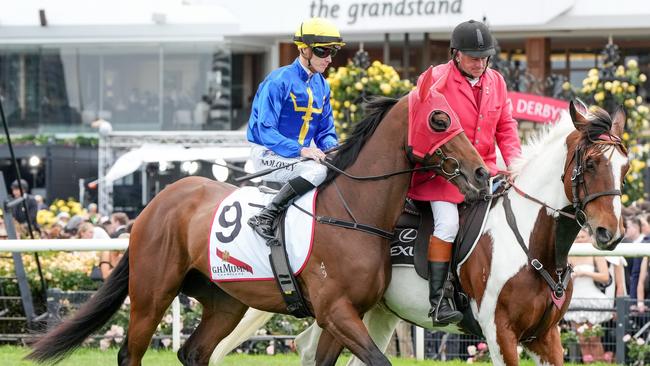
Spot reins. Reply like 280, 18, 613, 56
298, 148, 465, 239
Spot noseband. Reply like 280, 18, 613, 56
562, 135, 626, 227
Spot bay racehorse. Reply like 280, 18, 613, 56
209, 101, 629, 366
27, 93, 490, 365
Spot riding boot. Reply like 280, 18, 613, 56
248, 176, 315, 240
427, 236, 463, 326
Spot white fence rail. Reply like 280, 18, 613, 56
1, 239, 649, 354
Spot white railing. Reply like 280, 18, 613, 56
1, 239, 649, 355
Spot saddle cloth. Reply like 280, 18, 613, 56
208, 186, 316, 282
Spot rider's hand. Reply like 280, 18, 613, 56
300, 147, 326, 162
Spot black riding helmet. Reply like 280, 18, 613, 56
450, 20, 496, 58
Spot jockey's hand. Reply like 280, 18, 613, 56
300, 147, 326, 162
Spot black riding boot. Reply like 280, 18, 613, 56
248, 177, 315, 240
428, 261, 463, 326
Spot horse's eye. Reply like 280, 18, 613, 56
429, 110, 451, 132
585, 159, 596, 171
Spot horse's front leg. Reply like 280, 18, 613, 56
316, 298, 391, 366
524, 326, 564, 366
482, 306, 521, 366
347, 302, 401, 366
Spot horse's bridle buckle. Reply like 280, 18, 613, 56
531, 259, 543, 271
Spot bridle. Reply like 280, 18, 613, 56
560, 134, 627, 227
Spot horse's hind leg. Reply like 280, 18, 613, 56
178, 271, 249, 365
120, 273, 181, 366
524, 326, 564, 366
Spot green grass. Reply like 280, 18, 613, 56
0, 346, 613, 365
0, 346, 467, 365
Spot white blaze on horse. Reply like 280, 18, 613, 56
210, 101, 629, 366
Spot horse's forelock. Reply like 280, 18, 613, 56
582, 107, 613, 144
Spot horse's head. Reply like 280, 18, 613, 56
563, 100, 629, 250
423, 110, 489, 201
408, 71, 490, 201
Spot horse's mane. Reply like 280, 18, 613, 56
509, 106, 614, 175
321, 96, 400, 187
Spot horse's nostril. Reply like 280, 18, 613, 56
596, 227, 613, 244
475, 167, 489, 182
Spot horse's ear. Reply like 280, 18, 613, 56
569, 100, 589, 131
611, 105, 626, 137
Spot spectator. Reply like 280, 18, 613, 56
564, 228, 613, 363
110, 212, 129, 238
9, 179, 39, 231
77, 222, 110, 240
624, 216, 649, 298
33, 194, 48, 211
86, 203, 101, 225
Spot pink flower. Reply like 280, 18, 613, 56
161, 338, 172, 348
477, 342, 488, 352
266, 344, 275, 355
467, 357, 474, 364
637, 338, 646, 346
583, 354, 594, 363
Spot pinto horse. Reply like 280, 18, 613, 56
27, 95, 489, 366
210, 101, 629, 366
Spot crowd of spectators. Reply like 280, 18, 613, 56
2, 195, 130, 281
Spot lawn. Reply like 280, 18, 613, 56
1, 346, 611, 365
0, 346, 467, 365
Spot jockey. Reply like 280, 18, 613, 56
409, 20, 522, 326
247, 17, 344, 240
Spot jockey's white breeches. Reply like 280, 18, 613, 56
250, 145, 327, 186
430, 201, 459, 243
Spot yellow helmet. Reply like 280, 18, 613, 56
293, 17, 345, 49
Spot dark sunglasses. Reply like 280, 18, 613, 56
312, 46, 338, 58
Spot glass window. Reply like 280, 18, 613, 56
161, 44, 213, 130
551, 53, 566, 70
101, 46, 161, 129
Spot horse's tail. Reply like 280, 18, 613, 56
26, 249, 130, 364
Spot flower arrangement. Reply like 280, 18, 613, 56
327, 59, 414, 141
625, 334, 650, 365
37, 198, 86, 228
466, 341, 490, 363
572, 58, 648, 203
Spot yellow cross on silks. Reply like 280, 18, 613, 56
290, 87, 323, 145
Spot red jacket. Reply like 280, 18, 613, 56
408, 61, 522, 203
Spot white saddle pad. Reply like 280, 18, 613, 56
208, 186, 316, 282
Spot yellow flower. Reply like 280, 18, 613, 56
604, 81, 613, 91
628, 85, 636, 93
562, 82, 572, 91
56, 200, 65, 208
627, 59, 639, 69
625, 99, 636, 108
637, 96, 644, 105
623, 132, 630, 141
372, 60, 382, 67
622, 194, 629, 204
343, 100, 351, 108
588, 68, 599, 77
627, 174, 635, 183
379, 83, 392, 95
354, 82, 363, 91
361, 77, 368, 84
640, 73, 647, 82
594, 92, 605, 102
350, 104, 358, 112
616, 65, 625, 77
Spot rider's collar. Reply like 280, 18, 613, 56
295, 57, 313, 81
